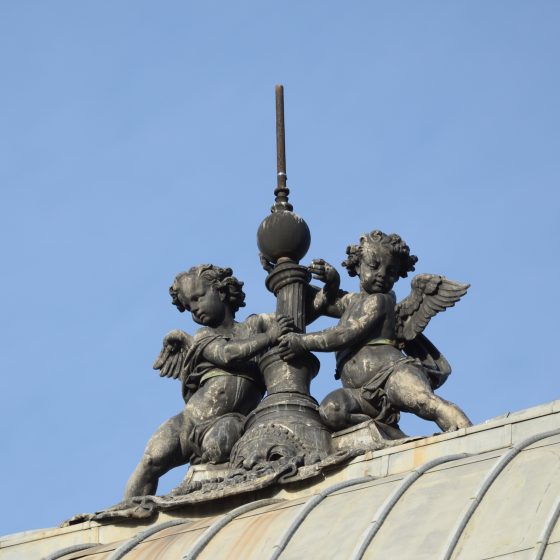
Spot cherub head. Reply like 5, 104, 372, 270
342, 230, 418, 294
169, 264, 246, 327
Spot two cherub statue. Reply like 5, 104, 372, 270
124, 230, 471, 499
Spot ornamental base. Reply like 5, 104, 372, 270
229, 391, 332, 470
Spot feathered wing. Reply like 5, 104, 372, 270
152, 329, 194, 380
396, 274, 469, 342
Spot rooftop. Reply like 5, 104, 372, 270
3, 399, 560, 559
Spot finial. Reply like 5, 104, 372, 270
273, 84, 293, 212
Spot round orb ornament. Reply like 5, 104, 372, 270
257, 210, 311, 263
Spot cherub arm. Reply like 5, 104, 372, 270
280, 294, 386, 359
202, 315, 294, 367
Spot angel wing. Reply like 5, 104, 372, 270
396, 274, 469, 342
152, 329, 194, 379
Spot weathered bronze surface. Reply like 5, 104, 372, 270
67, 86, 471, 524
280, 232, 472, 433
123, 265, 294, 499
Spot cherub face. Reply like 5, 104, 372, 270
175, 275, 227, 327
358, 243, 400, 294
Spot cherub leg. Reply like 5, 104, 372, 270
384, 363, 472, 432
124, 411, 194, 499
186, 377, 263, 462
319, 388, 371, 431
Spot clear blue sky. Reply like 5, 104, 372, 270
1, 1, 559, 536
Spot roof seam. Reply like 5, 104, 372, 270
269, 476, 375, 560
42, 543, 99, 560
535, 496, 560, 560
182, 498, 284, 560
107, 519, 187, 560
441, 428, 560, 560
350, 452, 470, 560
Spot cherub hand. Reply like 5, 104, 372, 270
308, 259, 340, 295
278, 332, 307, 361
267, 314, 296, 344
259, 253, 274, 273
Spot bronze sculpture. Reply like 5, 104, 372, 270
279, 230, 472, 433
124, 265, 293, 498
68, 85, 471, 523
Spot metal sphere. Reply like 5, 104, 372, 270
257, 210, 311, 263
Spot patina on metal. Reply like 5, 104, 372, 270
273, 84, 292, 212
123, 265, 294, 499
280, 231, 472, 434
66, 86, 472, 524
232, 84, 330, 470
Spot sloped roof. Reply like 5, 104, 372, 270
4, 400, 560, 559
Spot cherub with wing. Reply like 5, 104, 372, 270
124, 264, 293, 499
279, 230, 472, 434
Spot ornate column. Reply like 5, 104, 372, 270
230, 86, 332, 469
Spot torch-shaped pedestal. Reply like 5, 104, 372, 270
230, 86, 332, 470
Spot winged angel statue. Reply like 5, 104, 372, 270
124, 264, 292, 498
279, 229, 473, 434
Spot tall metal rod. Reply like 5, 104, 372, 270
274, 84, 291, 209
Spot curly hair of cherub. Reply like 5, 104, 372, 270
169, 264, 246, 313
342, 230, 418, 279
